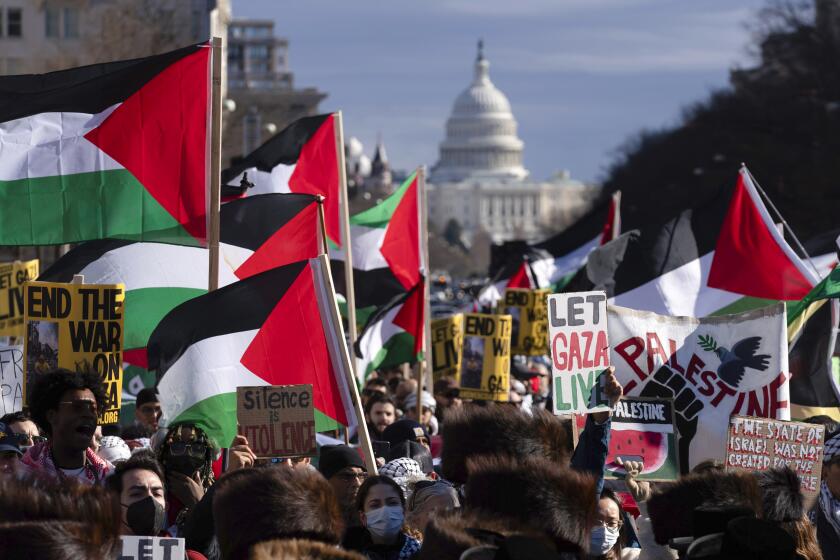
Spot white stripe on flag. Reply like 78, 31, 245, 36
531, 234, 601, 288
226, 163, 296, 196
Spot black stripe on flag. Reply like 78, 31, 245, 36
330, 259, 408, 311
220, 193, 318, 251
147, 259, 308, 375
38, 239, 138, 283
0, 44, 203, 123
789, 300, 840, 410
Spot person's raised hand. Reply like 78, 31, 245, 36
616, 456, 652, 502
591, 366, 623, 424
168, 471, 205, 507
227, 434, 257, 472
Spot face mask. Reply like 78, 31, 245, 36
590, 525, 620, 555
166, 454, 205, 476
365, 505, 404, 540
123, 496, 166, 536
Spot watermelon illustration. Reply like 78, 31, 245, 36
606, 427, 669, 475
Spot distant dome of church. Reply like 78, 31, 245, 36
431, 41, 528, 183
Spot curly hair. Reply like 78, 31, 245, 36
157, 423, 215, 490
28, 368, 108, 436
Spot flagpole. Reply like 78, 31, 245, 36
315, 254, 377, 475
334, 111, 358, 378
417, 167, 433, 405
208, 37, 223, 292
316, 196, 330, 255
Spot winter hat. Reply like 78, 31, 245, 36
135, 388, 159, 408
824, 432, 840, 463
756, 467, 804, 522
317, 445, 365, 480
379, 457, 425, 495
404, 391, 436, 413
387, 440, 434, 474
381, 419, 429, 447
97, 436, 131, 464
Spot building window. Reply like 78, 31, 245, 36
242, 108, 262, 155
63, 7, 79, 38
228, 44, 243, 71
45, 6, 60, 37
247, 45, 270, 72
7, 8, 22, 37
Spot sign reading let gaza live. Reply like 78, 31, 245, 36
237, 384, 317, 458
0, 259, 39, 337
548, 291, 611, 414
23, 281, 124, 424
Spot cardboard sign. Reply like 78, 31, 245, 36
431, 314, 463, 382
502, 288, 549, 356
23, 281, 124, 424
118, 536, 185, 560
547, 291, 610, 414
0, 345, 23, 415
573, 397, 679, 481
0, 259, 38, 337
237, 384, 317, 458
459, 313, 511, 401
726, 416, 824, 497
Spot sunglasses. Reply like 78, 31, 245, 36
168, 441, 208, 456
9, 433, 47, 446
443, 390, 460, 399
59, 399, 99, 416
362, 389, 385, 397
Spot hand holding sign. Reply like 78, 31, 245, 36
591, 366, 623, 423
227, 433, 257, 472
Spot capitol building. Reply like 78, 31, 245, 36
427, 43, 599, 244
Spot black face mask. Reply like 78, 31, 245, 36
165, 454, 205, 476
123, 496, 166, 536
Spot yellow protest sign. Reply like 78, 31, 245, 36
431, 314, 463, 382
0, 259, 39, 337
502, 288, 549, 356
459, 313, 511, 401
23, 281, 124, 424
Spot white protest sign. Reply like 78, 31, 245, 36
118, 536, 185, 560
547, 291, 611, 414
0, 345, 23, 415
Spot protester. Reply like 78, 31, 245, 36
158, 422, 216, 533
0, 422, 23, 476
405, 480, 459, 535
105, 450, 167, 537
365, 394, 398, 441
587, 488, 638, 560
97, 435, 132, 465
319, 444, 368, 531
363, 378, 389, 408
394, 379, 417, 411
344, 475, 422, 559
757, 467, 822, 560
432, 378, 461, 423
0, 410, 43, 451
379, 457, 426, 496
134, 387, 163, 435
386, 441, 435, 478
24, 368, 112, 484
403, 391, 437, 435
810, 432, 840, 557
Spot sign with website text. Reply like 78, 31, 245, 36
0, 259, 39, 337
726, 415, 824, 498
502, 288, 549, 356
548, 291, 611, 414
118, 536, 185, 560
0, 345, 23, 416
237, 384, 317, 458
23, 281, 124, 424
458, 313, 511, 401
431, 314, 463, 382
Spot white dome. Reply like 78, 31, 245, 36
431, 42, 528, 184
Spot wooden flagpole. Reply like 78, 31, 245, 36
208, 37, 223, 292
334, 112, 358, 380
315, 254, 377, 474
417, 167, 433, 410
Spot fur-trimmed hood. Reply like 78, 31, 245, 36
249, 538, 364, 560
756, 466, 804, 523
440, 404, 570, 484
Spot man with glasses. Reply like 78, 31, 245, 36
318, 444, 368, 533
0, 410, 45, 451
22, 367, 112, 484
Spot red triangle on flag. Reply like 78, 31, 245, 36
85, 47, 210, 242
507, 263, 532, 289
394, 280, 425, 355
239, 263, 349, 426
708, 170, 814, 300
380, 175, 421, 291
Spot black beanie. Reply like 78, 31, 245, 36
318, 445, 365, 480
381, 419, 428, 447
135, 388, 159, 408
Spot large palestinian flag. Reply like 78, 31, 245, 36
332, 171, 422, 322
566, 167, 818, 317
39, 193, 320, 420
478, 191, 620, 307
221, 114, 341, 245
147, 257, 356, 447
0, 44, 210, 246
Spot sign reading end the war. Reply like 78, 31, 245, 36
459, 313, 511, 401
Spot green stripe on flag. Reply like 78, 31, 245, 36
350, 171, 416, 229
0, 169, 198, 246
710, 296, 777, 317
124, 287, 207, 349
363, 331, 419, 376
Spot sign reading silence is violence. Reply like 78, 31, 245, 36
23, 280, 124, 424
237, 384, 317, 458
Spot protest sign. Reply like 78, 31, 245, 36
0, 259, 38, 338
431, 314, 463, 382
502, 288, 549, 356
237, 384, 317, 458
726, 415, 824, 497
608, 302, 790, 474
572, 397, 679, 481
23, 281, 124, 424
548, 291, 611, 414
118, 536, 185, 560
0, 345, 23, 415
459, 313, 511, 401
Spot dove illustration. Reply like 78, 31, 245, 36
714, 336, 770, 387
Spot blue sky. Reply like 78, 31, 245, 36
236, 0, 768, 183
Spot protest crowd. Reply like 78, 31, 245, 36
3, 11, 840, 560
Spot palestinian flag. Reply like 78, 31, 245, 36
355, 280, 425, 378
332, 171, 422, 321
148, 257, 356, 447
477, 190, 620, 307
566, 167, 818, 317
221, 114, 341, 245
38, 193, 320, 420
0, 44, 210, 246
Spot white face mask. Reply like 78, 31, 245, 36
590, 525, 620, 555
365, 505, 404, 540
